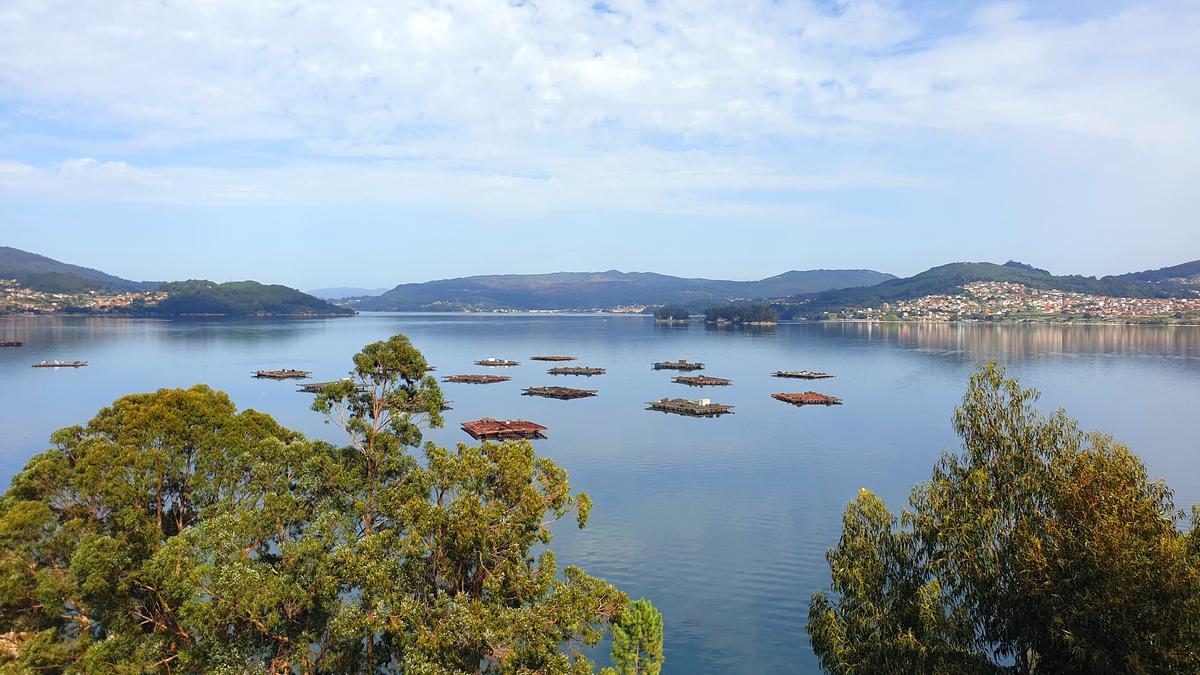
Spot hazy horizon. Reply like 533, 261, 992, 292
3, 1, 1199, 288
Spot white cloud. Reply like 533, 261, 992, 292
0, 0, 1197, 218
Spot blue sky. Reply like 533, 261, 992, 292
1, 0, 1197, 289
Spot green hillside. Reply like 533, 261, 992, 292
356, 269, 895, 311
1106, 260, 1200, 284
789, 260, 1199, 318
146, 280, 353, 316
0, 246, 156, 292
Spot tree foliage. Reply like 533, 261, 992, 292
145, 280, 352, 316
602, 598, 664, 675
703, 303, 778, 324
0, 333, 640, 673
652, 305, 690, 321
808, 363, 1200, 673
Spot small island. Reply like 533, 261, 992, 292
703, 303, 779, 325
137, 280, 353, 317
653, 304, 692, 324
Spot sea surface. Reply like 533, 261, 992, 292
2, 314, 1198, 673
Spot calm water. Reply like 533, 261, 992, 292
2, 314, 1199, 673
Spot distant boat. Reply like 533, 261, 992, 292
0, 340, 22, 347
32, 360, 87, 368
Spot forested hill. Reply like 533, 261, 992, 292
354, 268, 896, 311
0, 246, 156, 292
1105, 260, 1200, 284
790, 260, 1200, 317
146, 280, 353, 316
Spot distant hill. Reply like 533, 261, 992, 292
0, 246, 157, 292
1106, 260, 1200, 284
307, 287, 389, 300
146, 280, 353, 316
790, 260, 1200, 318
354, 269, 895, 311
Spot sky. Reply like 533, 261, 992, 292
1, 0, 1198, 289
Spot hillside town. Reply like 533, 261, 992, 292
838, 281, 1200, 323
0, 279, 166, 314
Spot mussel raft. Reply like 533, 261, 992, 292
672, 375, 731, 387
443, 374, 511, 384
772, 392, 842, 406
646, 397, 733, 417
522, 386, 597, 400
548, 366, 605, 376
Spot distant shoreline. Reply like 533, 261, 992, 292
3, 311, 1198, 326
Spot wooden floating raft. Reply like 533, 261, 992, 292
672, 375, 731, 387
297, 380, 368, 393
522, 386, 597, 400
548, 366, 605, 376
461, 418, 547, 440
443, 374, 511, 384
32, 360, 87, 368
530, 355, 576, 362
646, 397, 733, 417
476, 358, 520, 367
0, 340, 22, 347
254, 369, 311, 379
773, 392, 843, 406
653, 359, 704, 371
772, 370, 834, 379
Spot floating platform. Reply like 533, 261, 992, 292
32, 360, 87, 368
522, 386, 597, 400
653, 359, 704, 371
0, 340, 22, 347
672, 375, 731, 387
254, 369, 311, 379
646, 397, 733, 417
772, 370, 834, 379
773, 392, 842, 406
296, 379, 368, 393
462, 418, 547, 440
476, 358, 520, 367
530, 355, 576, 362
443, 374, 511, 384
548, 366, 605, 376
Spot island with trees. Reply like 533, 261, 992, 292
703, 303, 779, 325
136, 280, 354, 316
652, 304, 692, 323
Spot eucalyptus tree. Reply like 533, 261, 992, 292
808, 363, 1200, 673
0, 334, 655, 673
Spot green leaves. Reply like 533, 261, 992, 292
809, 362, 1200, 673
0, 333, 649, 673
608, 598, 664, 675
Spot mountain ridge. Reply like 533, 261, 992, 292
0, 246, 157, 292
354, 268, 898, 311
1, 246, 348, 316
788, 259, 1200, 318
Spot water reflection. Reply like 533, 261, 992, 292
822, 321, 1200, 359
